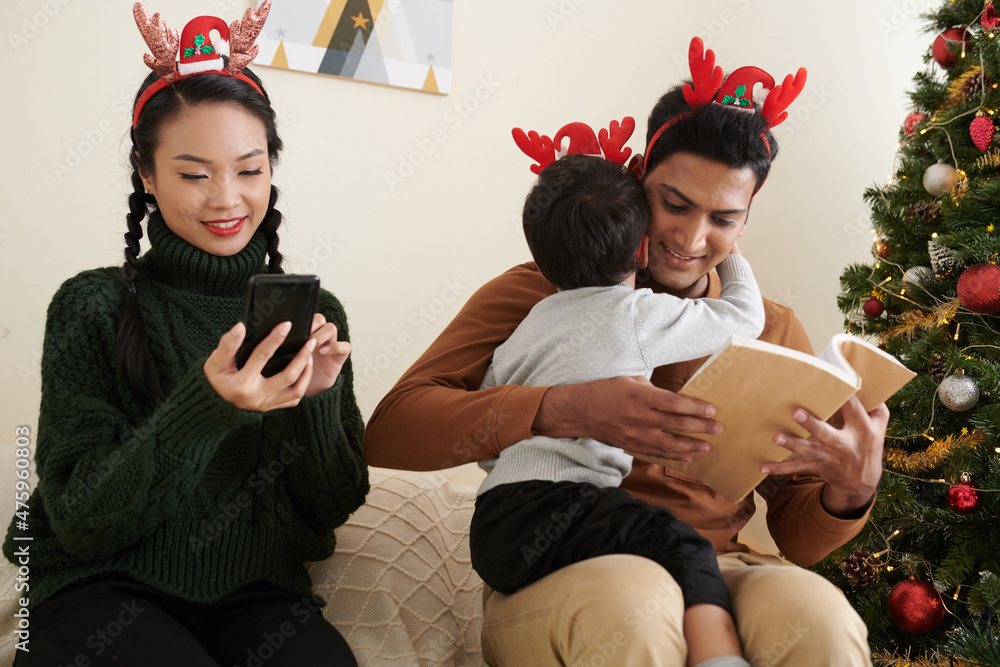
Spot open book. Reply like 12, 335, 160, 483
630, 333, 916, 503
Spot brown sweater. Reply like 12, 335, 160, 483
364, 262, 871, 566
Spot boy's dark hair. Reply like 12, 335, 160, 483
523, 154, 649, 290
644, 83, 778, 192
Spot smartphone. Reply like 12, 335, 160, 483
235, 274, 320, 377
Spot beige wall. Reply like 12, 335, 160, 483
1, 0, 924, 485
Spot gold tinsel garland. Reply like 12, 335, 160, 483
880, 299, 961, 342
884, 430, 984, 474
974, 147, 1000, 171
873, 649, 978, 667
944, 65, 987, 108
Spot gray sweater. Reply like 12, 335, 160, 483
477, 254, 765, 496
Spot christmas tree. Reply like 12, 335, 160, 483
815, 2, 1000, 665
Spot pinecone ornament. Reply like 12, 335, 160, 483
947, 67, 991, 106
928, 238, 962, 276
970, 112, 995, 151
906, 201, 941, 224
841, 550, 883, 587
928, 353, 946, 383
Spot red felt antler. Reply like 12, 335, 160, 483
682, 37, 724, 108
512, 128, 557, 175
133, 3, 179, 82
228, 0, 270, 76
760, 68, 807, 128
598, 117, 635, 165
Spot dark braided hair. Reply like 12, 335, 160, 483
644, 82, 778, 193
119, 66, 284, 403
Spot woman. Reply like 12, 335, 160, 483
4, 4, 368, 665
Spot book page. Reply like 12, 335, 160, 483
817, 334, 916, 412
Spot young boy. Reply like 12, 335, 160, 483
470, 154, 764, 667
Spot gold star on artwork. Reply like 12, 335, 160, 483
962, 427, 969, 435
351, 12, 370, 30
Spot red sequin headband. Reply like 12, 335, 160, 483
132, 0, 271, 129
643, 37, 807, 178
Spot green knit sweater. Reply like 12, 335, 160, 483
3, 212, 369, 609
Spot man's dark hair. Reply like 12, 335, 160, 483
644, 83, 778, 192
522, 154, 649, 290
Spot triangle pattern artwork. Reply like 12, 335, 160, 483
255, 0, 453, 95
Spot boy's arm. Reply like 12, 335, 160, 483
636, 254, 766, 367
363, 263, 555, 470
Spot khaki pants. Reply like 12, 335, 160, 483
481, 552, 871, 667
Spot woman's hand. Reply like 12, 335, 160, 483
533, 375, 721, 462
304, 313, 351, 397
204, 321, 316, 411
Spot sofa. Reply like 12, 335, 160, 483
0, 445, 779, 666
0, 461, 486, 667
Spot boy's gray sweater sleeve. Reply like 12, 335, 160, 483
633, 254, 766, 369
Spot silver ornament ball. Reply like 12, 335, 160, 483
903, 266, 935, 286
937, 375, 980, 411
923, 163, 960, 197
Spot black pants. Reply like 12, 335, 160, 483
16, 578, 357, 667
470, 480, 731, 611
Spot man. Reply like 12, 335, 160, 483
364, 40, 887, 666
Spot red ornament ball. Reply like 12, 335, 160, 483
887, 579, 945, 634
970, 114, 995, 151
904, 112, 927, 136
863, 297, 885, 318
957, 263, 1000, 313
932, 28, 972, 69
983, 1, 1000, 30
948, 481, 983, 514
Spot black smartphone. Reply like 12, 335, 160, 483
235, 274, 320, 377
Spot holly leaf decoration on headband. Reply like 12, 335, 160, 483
184, 33, 214, 57
722, 85, 752, 107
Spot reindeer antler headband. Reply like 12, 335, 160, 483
132, 1, 271, 129
643, 37, 807, 176
512, 118, 640, 176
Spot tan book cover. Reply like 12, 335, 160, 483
630, 333, 916, 503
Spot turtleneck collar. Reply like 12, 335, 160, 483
139, 210, 270, 296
